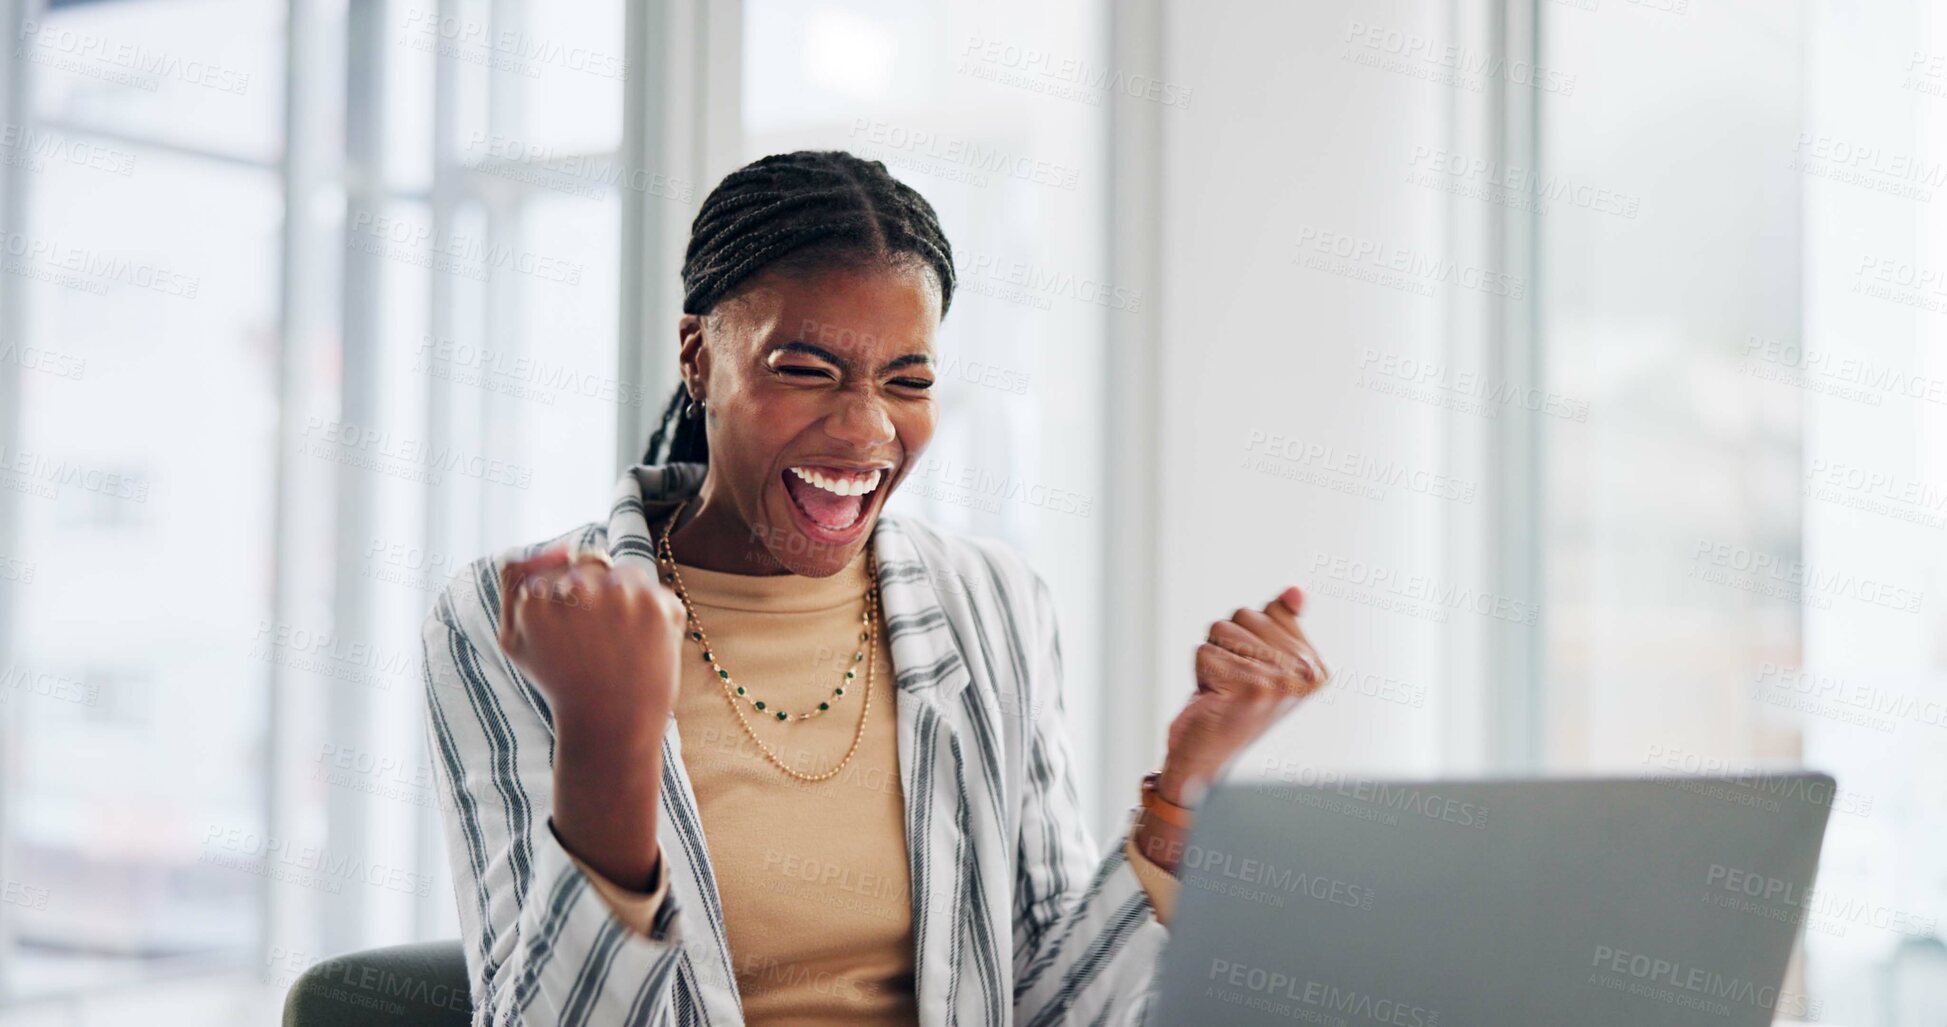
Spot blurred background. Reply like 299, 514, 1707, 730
0, 0, 1941, 1022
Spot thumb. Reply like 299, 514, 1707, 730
1265, 585, 1304, 622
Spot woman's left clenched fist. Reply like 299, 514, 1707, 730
1156, 585, 1329, 807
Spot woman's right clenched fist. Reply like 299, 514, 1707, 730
496, 542, 688, 737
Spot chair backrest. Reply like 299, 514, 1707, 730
282, 941, 474, 1027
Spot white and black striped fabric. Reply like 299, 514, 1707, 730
421, 462, 1168, 1026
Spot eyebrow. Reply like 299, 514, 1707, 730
770, 340, 933, 374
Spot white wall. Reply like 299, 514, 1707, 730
1142, 0, 1468, 781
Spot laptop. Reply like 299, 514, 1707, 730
1151, 773, 1836, 1026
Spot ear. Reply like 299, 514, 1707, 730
677, 314, 710, 400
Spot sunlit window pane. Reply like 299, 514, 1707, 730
5, 145, 280, 997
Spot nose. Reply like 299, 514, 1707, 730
824, 390, 895, 450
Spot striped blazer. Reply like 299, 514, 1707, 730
420, 462, 1169, 1026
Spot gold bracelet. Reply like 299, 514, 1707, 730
1140, 771, 1197, 829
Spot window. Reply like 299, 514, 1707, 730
0, 0, 630, 1007
1536, 3, 1947, 1023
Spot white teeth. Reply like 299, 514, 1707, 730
789, 466, 883, 497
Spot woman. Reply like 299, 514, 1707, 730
421, 150, 1328, 1027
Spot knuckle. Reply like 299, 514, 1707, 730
616, 564, 654, 592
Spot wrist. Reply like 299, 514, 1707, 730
1155, 756, 1219, 808
553, 813, 663, 892
551, 710, 667, 889
555, 704, 667, 759
1132, 807, 1189, 874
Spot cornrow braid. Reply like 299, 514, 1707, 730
640, 150, 956, 466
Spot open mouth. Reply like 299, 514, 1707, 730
780, 464, 887, 541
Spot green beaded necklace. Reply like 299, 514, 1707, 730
654, 498, 878, 725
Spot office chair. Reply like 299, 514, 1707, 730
282, 940, 473, 1027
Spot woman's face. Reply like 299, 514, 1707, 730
678, 263, 941, 577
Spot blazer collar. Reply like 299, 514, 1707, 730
603, 462, 973, 702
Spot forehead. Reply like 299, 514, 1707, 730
723, 265, 941, 361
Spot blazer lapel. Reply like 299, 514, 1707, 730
872, 518, 980, 1027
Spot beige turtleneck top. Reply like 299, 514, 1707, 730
561, 545, 1178, 1026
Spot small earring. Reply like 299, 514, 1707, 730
684, 397, 704, 419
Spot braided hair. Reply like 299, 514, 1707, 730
640, 150, 957, 465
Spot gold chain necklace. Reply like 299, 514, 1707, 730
655, 497, 879, 782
